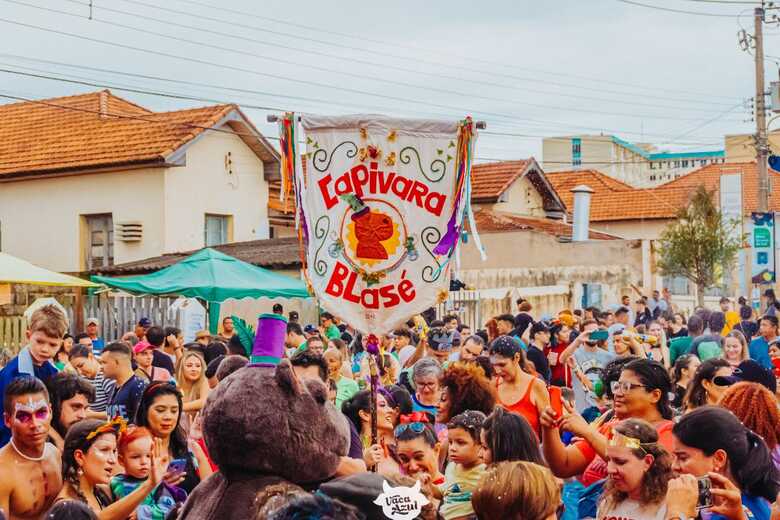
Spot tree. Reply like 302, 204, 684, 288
656, 185, 742, 307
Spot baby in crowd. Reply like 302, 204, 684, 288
110, 426, 187, 520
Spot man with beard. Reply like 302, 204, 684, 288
45, 372, 95, 450
0, 377, 62, 519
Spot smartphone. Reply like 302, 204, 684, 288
168, 458, 187, 474
697, 476, 713, 510
589, 330, 609, 341
549, 386, 563, 418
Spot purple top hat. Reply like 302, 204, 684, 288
251, 313, 289, 366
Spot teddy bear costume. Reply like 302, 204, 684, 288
178, 314, 351, 519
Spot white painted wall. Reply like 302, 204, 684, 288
0, 167, 165, 272
0, 124, 271, 273
163, 130, 269, 253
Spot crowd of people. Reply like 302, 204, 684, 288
1, 290, 780, 520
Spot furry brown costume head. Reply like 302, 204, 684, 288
178, 359, 350, 519
204, 360, 349, 481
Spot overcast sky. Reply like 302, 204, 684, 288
0, 0, 774, 161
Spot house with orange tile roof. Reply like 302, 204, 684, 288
546, 162, 778, 302
0, 90, 279, 273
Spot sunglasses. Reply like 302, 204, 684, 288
394, 422, 426, 437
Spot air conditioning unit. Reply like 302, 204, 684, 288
115, 221, 143, 242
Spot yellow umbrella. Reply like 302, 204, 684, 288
0, 252, 99, 288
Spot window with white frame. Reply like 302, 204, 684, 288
205, 214, 231, 247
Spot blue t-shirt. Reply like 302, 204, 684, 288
411, 392, 437, 418
0, 354, 58, 447
749, 337, 774, 370
106, 375, 147, 424
708, 493, 770, 520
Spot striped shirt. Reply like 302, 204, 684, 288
86, 371, 116, 413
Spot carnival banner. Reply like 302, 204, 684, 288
286, 115, 478, 335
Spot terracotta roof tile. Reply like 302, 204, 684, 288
90, 237, 302, 275
546, 163, 772, 222
471, 160, 530, 201
0, 90, 236, 178
472, 209, 619, 240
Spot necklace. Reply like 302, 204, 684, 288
10, 438, 46, 461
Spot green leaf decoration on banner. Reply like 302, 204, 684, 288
437, 149, 444, 155
448, 140, 455, 148
306, 137, 313, 144
447, 155, 453, 162
399, 146, 446, 182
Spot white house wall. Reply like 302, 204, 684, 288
163, 130, 269, 253
0, 167, 166, 273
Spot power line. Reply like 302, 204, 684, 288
679, 0, 760, 4
0, 90, 718, 169
40, 0, 737, 113
0, 65, 728, 150
2, 0, 737, 123
0, 61, 729, 146
615, 0, 742, 16
0, 15, 744, 142
165, 0, 742, 102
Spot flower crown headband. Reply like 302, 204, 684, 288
86, 416, 127, 441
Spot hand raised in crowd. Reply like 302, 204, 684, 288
150, 437, 170, 487
665, 474, 698, 520
363, 444, 383, 468
556, 400, 591, 438
708, 472, 747, 520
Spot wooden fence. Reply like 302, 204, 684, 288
65, 295, 184, 340
0, 316, 28, 353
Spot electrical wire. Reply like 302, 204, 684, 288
0, 89, 728, 167
0, 0, 736, 123
0, 15, 745, 142
165, 0, 742, 102
0, 62, 729, 146
616, 0, 743, 16
40, 0, 736, 113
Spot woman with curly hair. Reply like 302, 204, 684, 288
597, 418, 672, 520
436, 362, 496, 425
719, 381, 780, 469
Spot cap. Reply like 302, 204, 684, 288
303, 324, 318, 335
530, 320, 552, 337
132, 341, 155, 354
713, 359, 777, 393
86, 317, 100, 326
195, 330, 211, 341
138, 317, 152, 328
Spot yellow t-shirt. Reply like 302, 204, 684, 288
439, 462, 486, 520
722, 310, 740, 335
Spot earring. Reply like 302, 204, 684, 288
77, 468, 83, 476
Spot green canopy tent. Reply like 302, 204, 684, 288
91, 248, 310, 333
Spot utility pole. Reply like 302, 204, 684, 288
755, 5, 770, 213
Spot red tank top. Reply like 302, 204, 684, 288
496, 379, 540, 438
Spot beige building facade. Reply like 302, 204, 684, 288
0, 91, 279, 273
543, 134, 725, 187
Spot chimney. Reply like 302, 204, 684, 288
98, 89, 109, 119
570, 184, 595, 242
